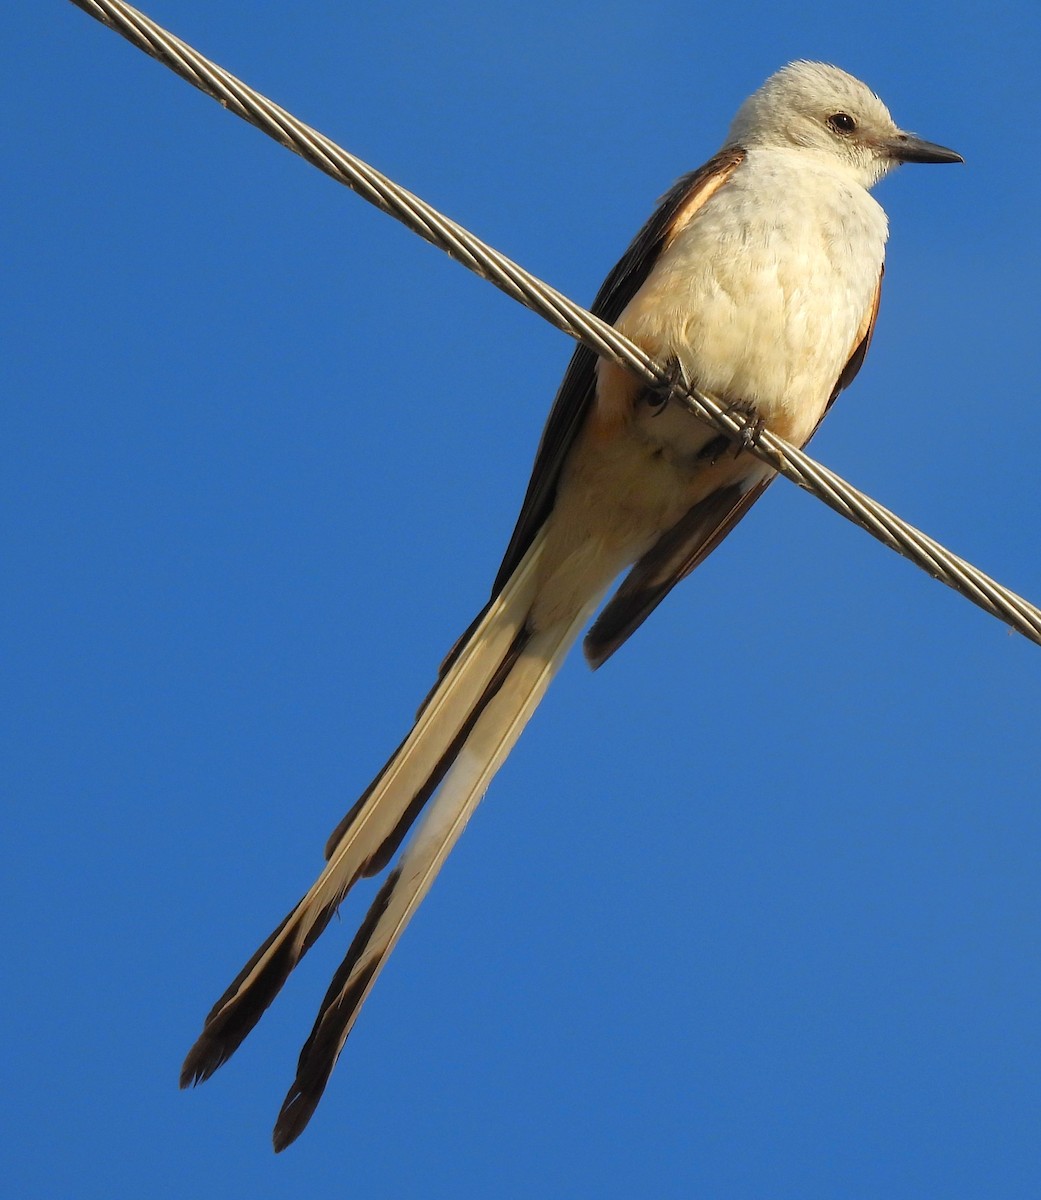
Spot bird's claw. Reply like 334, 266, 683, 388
721, 399, 765, 455
642, 357, 690, 417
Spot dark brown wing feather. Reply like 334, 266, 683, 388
584, 268, 884, 667
583, 479, 769, 668
490, 147, 747, 597
825, 263, 883, 417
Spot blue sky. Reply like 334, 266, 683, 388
7, 2, 1041, 1196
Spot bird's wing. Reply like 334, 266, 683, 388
583, 267, 884, 668
823, 262, 884, 417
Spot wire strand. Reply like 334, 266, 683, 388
66, 0, 1041, 647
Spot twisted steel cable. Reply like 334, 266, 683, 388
67, 0, 1041, 646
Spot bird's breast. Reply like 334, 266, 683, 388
614, 151, 888, 446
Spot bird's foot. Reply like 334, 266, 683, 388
721, 398, 765, 455
640, 356, 690, 417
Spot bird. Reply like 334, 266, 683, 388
181, 61, 962, 1150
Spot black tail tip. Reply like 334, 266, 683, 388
179, 1035, 227, 1089
272, 1090, 319, 1153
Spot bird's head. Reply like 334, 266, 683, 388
726, 61, 962, 187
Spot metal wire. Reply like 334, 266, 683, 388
67, 0, 1041, 647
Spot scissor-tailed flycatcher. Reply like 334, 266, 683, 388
181, 61, 961, 1149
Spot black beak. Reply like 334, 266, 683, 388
887, 132, 964, 164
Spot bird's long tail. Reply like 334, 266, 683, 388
180, 531, 590, 1146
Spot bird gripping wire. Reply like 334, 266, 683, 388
67, 0, 1041, 647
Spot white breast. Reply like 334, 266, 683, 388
616, 147, 889, 445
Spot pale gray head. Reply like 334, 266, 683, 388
725, 61, 962, 187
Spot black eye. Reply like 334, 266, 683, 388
827, 112, 857, 134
